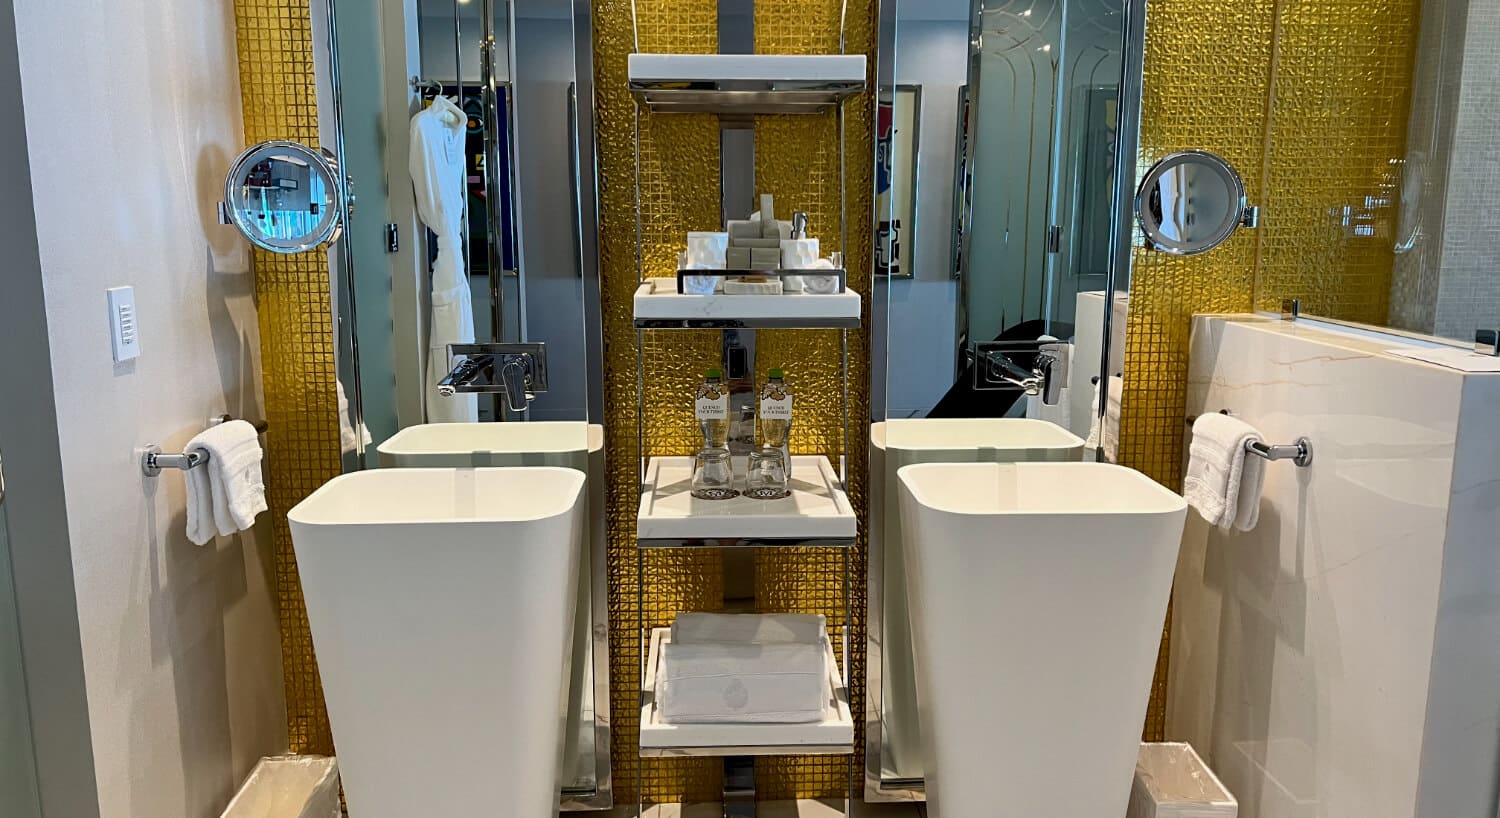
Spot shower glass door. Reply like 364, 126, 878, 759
0, 455, 42, 818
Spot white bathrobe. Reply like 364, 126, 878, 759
410, 96, 478, 423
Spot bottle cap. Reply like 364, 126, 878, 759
768, 368, 785, 379
706, 368, 722, 379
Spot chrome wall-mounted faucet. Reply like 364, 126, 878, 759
437, 343, 549, 412
976, 341, 1070, 405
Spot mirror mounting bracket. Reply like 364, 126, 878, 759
1241, 205, 1261, 229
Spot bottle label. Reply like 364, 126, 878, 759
760, 394, 793, 421
695, 394, 729, 421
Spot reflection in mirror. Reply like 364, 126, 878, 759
221, 141, 345, 253
868, 0, 1138, 803
326, 0, 607, 808
1135, 150, 1251, 256
877, 85, 920, 278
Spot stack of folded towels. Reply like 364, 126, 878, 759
657, 613, 829, 724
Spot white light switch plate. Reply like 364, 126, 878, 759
107, 286, 140, 362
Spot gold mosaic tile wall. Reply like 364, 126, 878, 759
1253, 0, 1419, 320
595, 0, 726, 803
1120, 0, 1417, 740
594, 0, 876, 803
231, 0, 340, 756
753, 0, 875, 801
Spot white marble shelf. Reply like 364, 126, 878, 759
636, 455, 856, 548
633, 282, 861, 330
638, 627, 854, 757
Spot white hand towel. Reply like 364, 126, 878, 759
1184, 412, 1266, 532
671, 612, 826, 645
183, 420, 268, 545
1086, 375, 1123, 462
657, 641, 827, 724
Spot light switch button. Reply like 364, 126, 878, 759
107, 286, 140, 362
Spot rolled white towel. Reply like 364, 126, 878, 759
1184, 412, 1266, 532
183, 420, 268, 546
671, 612, 826, 645
657, 640, 827, 724
1086, 375, 1123, 462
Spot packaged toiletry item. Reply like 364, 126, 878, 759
750, 247, 782, 269
681, 274, 720, 295
726, 247, 753, 270
686, 231, 728, 268
696, 369, 730, 451
724, 278, 783, 295
801, 258, 840, 294
780, 213, 815, 291
760, 369, 793, 478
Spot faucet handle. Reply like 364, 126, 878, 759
1036, 342, 1071, 406
1476, 328, 1499, 357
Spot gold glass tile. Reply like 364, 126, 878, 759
1253, 0, 1419, 321
597, 0, 728, 803
1123, 0, 1415, 740
752, 0, 876, 800
231, 0, 341, 755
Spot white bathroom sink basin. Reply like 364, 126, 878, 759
874, 417, 1085, 459
378, 420, 597, 465
288, 467, 586, 818
374, 421, 606, 799
869, 418, 1084, 786
897, 462, 1187, 818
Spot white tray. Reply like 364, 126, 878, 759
636, 455, 856, 547
633, 281, 862, 329
639, 628, 854, 757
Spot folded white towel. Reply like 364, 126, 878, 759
337, 380, 373, 455
1086, 375, 1123, 462
671, 612, 827, 645
183, 420, 268, 546
1184, 412, 1266, 532
657, 641, 827, 724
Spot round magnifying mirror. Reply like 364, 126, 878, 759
1135, 150, 1255, 255
221, 141, 347, 253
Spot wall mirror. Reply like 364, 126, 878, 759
1135, 150, 1256, 256
220, 140, 348, 253
868, 0, 1141, 801
324, 0, 607, 808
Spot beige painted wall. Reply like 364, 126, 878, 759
9, 0, 288, 815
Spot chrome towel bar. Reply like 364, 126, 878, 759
1185, 410, 1314, 468
140, 416, 268, 477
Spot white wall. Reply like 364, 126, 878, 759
881, 19, 966, 418
10, 0, 288, 816
1172, 317, 1500, 818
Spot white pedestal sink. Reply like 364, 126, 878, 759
897, 462, 1186, 818
288, 467, 586, 818
377, 422, 607, 803
869, 419, 1084, 790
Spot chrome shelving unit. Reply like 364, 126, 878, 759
626, 30, 866, 818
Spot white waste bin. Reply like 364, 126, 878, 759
1127, 742, 1237, 818
221, 756, 341, 818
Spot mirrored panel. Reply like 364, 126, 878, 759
868, 0, 1138, 801
327, 0, 607, 808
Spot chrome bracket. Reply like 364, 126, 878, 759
217, 201, 233, 226
1241, 205, 1261, 229
1476, 329, 1500, 357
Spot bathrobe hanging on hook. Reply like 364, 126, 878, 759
410, 95, 478, 423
